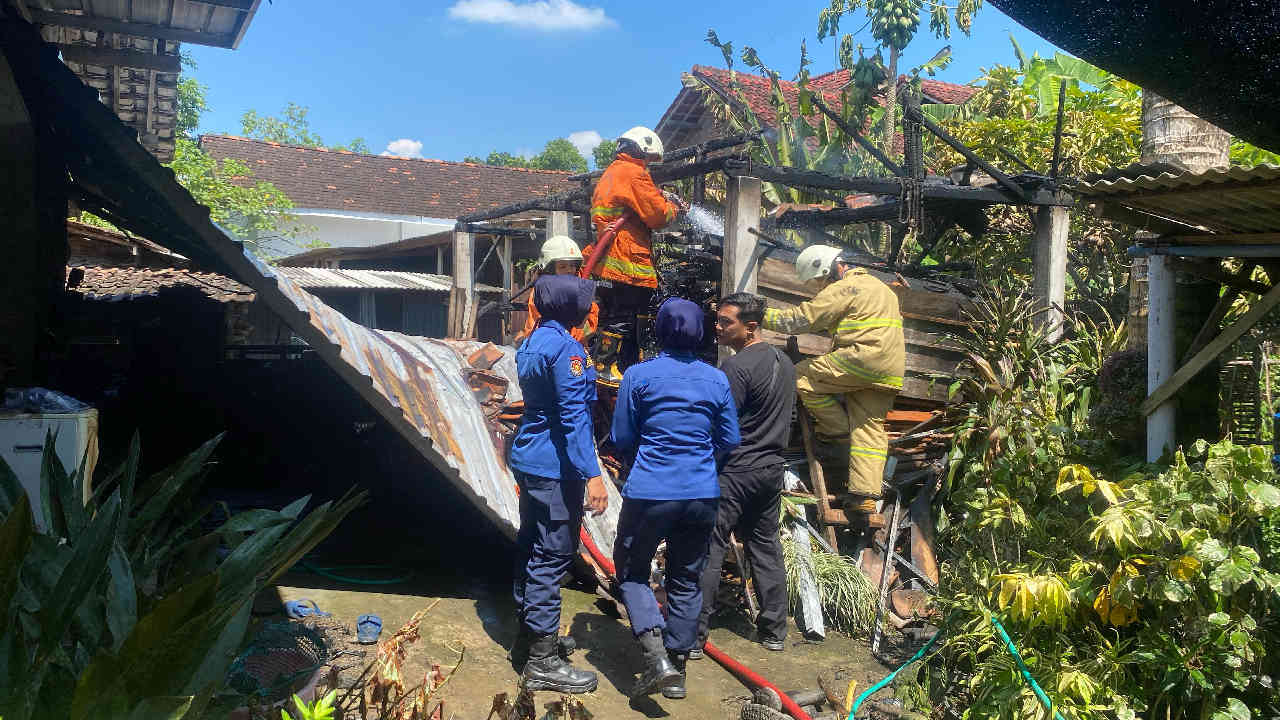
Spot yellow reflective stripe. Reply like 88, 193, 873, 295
827, 353, 904, 388
763, 307, 806, 334
803, 394, 840, 408
591, 205, 625, 217
837, 317, 903, 331
603, 255, 656, 279
850, 445, 888, 459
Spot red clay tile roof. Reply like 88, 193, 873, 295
199, 135, 576, 220
689, 65, 976, 124
67, 265, 255, 303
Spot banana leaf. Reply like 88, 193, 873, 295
36, 493, 120, 665
0, 451, 25, 518
105, 541, 138, 652
0, 495, 33, 627
70, 572, 219, 720
128, 434, 222, 548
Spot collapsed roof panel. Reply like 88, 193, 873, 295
3, 17, 630, 546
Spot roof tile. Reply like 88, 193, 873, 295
200, 135, 576, 220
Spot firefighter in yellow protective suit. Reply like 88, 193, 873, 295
761, 245, 905, 518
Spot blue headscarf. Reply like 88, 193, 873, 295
656, 297, 703, 351
533, 274, 595, 328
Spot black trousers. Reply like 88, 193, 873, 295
595, 282, 655, 368
696, 464, 788, 643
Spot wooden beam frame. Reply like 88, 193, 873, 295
1142, 279, 1280, 415
29, 9, 236, 47
57, 44, 180, 73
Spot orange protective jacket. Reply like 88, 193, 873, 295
585, 155, 678, 288
515, 293, 599, 345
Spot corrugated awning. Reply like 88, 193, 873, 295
1072, 164, 1280, 238
276, 267, 503, 294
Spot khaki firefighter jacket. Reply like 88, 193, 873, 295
762, 267, 906, 392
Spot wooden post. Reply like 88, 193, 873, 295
498, 235, 512, 345
447, 229, 474, 338
1147, 255, 1176, 460
435, 245, 444, 275
0, 51, 65, 387
1032, 205, 1068, 342
723, 175, 761, 296
545, 210, 570, 239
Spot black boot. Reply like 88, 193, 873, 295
522, 634, 598, 694
632, 628, 680, 698
660, 650, 687, 700
507, 623, 534, 670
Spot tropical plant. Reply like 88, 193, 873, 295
923, 39, 1142, 317
0, 433, 366, 720
240, 102, 369, 153
281, 690, 337, 720
922, 287, 1280, 720
166, 55, 312, 259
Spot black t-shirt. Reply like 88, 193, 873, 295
719, 342, 797, 473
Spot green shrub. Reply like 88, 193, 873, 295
0, 433, 366, 720
928, 287, 1280, 720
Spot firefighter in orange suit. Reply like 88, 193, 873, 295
584, 126, 684, 385
515, 235, 599, 347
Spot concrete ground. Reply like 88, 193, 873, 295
268, 574, 888, 720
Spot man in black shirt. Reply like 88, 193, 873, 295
693, 292, 797, 657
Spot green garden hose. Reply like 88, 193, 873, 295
846, 616, 1068, 720
990, 616, 1067, 720
847, 629, 943, 720
296, 559, 413, 586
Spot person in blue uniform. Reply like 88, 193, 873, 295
611, 297, 741, 699
509, 273, 610, 694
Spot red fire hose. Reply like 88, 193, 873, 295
577, 529, 813, 720
580, 211, 635, 279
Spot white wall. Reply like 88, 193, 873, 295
280, 209, 454, 257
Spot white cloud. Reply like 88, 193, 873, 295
567, 130, 603, 159
381, 138, 423, 158
446, 0, 615, 31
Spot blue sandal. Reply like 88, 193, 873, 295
284, 598, 331, 620
356, 614, 382, 644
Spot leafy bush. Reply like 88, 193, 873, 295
0, 433, 366, 720
926, 288, 1280, 720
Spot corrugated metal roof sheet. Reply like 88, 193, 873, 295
242, 253, 622, 542
1072, 164, 1280, 236
1073, 163, 1280, 196
276, 267, 503, 294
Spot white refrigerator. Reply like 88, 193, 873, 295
0, 408, 99, 530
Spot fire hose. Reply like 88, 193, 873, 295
577, 528, 814, 720
579, 211, 634, 280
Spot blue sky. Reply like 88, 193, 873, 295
188, 0, 1064, 168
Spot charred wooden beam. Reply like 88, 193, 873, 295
775, 202, 902, 228
809, 95, 906, 177
902, 103, 1028, 202
455, 188, 590, 224
566, 130, 759, 182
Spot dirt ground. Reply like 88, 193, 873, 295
266, 573, 890, 720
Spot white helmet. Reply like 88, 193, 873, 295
795, 245, 844, 284
539, 234, 583, 268
617, 126, 664, 162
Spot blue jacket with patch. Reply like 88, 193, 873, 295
611, 298, 740, 500
510, 276, 601, 483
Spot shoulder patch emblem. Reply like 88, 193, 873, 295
569, 355, 584, 377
